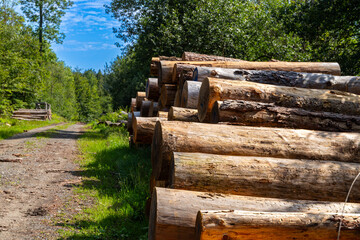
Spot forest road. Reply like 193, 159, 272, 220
0, 123, 85, 239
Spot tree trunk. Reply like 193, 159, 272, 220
198, 78, 360, 122
182, 52, 244, 62
140, 100, 152, 117
127, 111, 140, 134
160, 84, 177, 108
160, 61, 341, 85
170, 152, 360, 202
149, 102, 159, 117
181, 81, 202, 109
211, 100, 360, 132
171, 64, 197, 85
146, 78, 160, 101
151, 121, 360, 180
136, 92, 146, 110
151, 57, 160, 77
157, 111, 168, 118
130, 98, 136, 112
132, 117, 166, 144
168, 107, 199, 122
149, 187, 360, 240
193, 67, 360, 94
195, 210, 360, 240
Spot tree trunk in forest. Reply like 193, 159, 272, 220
193, 67, 360, 94
181, 81, 202, 109
127, 111, 140, 134
170, 152, 360, 202
171, 64, 197, 85
160, 61, 341, 85
151, 121, 360, 180
160, 84, 177, 108
195, 210, 360, 240
130, 98, 136, 112
211, 100, 360, 132
136, 92, 146, 110
157, 111, 168, 118
140, 100, 152, 117
182, 52, 245, 62
149, 102, 159, 117
149, 187, 360, 240
198, 78, 360, 122
146, 78, 160, 101
132, 117, 166, 144
168, 107, 199, 122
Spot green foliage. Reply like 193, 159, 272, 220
98, 108, 128, 123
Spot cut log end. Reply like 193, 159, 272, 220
198, 78, 210, 122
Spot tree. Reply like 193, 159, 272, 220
19, 0, 73, 52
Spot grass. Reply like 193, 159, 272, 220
57, 124, 151, 240
0, 113, 66, 140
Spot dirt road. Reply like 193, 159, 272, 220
0, 123, 85, 239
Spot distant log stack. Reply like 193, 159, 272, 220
168, 107, 199, 122
181, 81, 202, 109
12, 102, 52, 121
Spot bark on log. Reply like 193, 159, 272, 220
151, 121, 360, 180
149, 102, 159, 117
140, 100, 152, 117
181, 81, 202, 108
133, 117, 166, 144
149, 187, 360, 240
174, 89, 181, 107
195, 210, 360, 240
168, 107, 199, 122
160, 84, 177, 108
182, 52, 244, 62
127, 111, 140, 134
157, 111, 168, 118
146, 78, 160, 101
211, 100, 360, 132
193, 67, 360, 94
198, 78, 360, 122
160, 61, 341, 85
130, 98, 136, 112
171, 64, 197, 85
170, 152, 360, 202
151, 57, 160, 77
136, 92, 147, 110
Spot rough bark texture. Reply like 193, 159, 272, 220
195, 210, 360, 240
151, 121, 360, 180
130, 98, 136, 112
168, 107, 199, 122
127, 111, 140, 134
157, 111, 168, 118
181, 81, 202, 109
211, 100, 360, 132
198, 78, 360, 122
146, 78, 160, 101
170, 152, 360, 202
160, 84, 177, 108
171, 64, 197, 85
182, 52, 245, 62
160, 61, 341, 85
140, 100, 152, 117
136, 92, 147, 110
149, 102, 159, 117
133, 117, 166, 144
193, 67, 360, 95
149, 187, 360, 240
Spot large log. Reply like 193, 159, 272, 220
168, 107, 199, 122
171, 64, 197, 85
149, 187, 360, 240
198, 78, 360, 122
130, 98, 136, 112
160, 84, 177, 108
132, 117, 166, 144
140, 100, 152, 117
169, 152, 360, 202
136, 92, 146, 110
211, 100, 360, 132
193, 67, 360, 95
151, 121, 360, 180
160, 61, 341, 85
148, 102, 159, 117
146, 78, 160, 100
195, 210, 360, 240
127, 111, 140, 134
181, 81, 202, 108
182, 52, 244, 62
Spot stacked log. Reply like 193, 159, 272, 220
130, 98, 137, 112
182, 52, 244, 62
148, 102, 159, 117
12, 109, 51, 121
127, 111, 140, 135
136, 92, 147, 110
157, 111, 168, 118
180, 81, 202, 109
140, 100, 152, 117
160, 84, 177, 108
132, 117, 167, 144
146, 78, 160, 101
168, 107, 199, 122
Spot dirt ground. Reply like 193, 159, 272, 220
0, 123, 85, 240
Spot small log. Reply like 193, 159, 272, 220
151, 121, 360, 180
160, 84, 177, 108
170, 152, 360, 202
182, 52, 244, 62
136, 92, 146, 110
140, 100, 152, 117
193, 67, 360, 94
130, 98, 136, 112
195, 210, 360, 240
171, 64, 197, 85
149, 187, 360, 240
146, 78, 160, 101
151, 57, 160, 77
181, 81, 202, 109
211, 100, 360, 132
132, 117, 166, 144
148, 102, 159, 117
198, 78, 360, 122
157, 111, 168, 118
127, 111, 140, 134
168, 107, 199, 122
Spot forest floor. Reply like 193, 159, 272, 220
0, 123, 86, 239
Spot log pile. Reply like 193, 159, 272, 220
124, 52, 360, 240
12, 102, 52, 121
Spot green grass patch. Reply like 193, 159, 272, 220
58, 125, 151, 239
0, 113, 66, 140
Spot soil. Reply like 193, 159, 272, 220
0, 123, 85, 239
